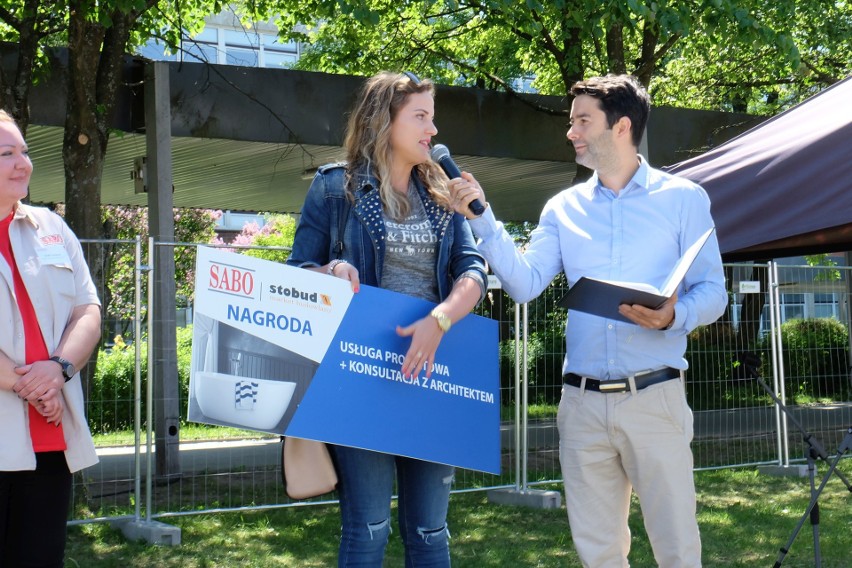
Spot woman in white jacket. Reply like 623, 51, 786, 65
0, 109, 101, 568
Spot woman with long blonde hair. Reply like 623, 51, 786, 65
288, 71, 486, 567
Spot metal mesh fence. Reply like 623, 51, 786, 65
68, 241, 852, 525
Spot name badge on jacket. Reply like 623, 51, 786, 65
36, 237, 72, 266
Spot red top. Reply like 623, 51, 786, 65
0, 212, 66, 452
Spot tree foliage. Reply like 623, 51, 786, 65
803, 253, 841, 282
0, 1, 66, 133
101, 205, 221, 326
651, 0, 852, 113
0, 0, 234, 238
270, 0, 850, 114
214, 214, 297, 264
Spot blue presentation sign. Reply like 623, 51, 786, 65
188, 247, 501, 474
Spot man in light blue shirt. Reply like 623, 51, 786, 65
448, 75, 726, 567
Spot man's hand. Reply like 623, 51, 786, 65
619, 293, 677, 330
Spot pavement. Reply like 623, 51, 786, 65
84, 403, 852, 484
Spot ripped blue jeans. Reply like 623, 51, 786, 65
331, 445, 454, 567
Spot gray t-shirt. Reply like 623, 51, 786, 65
382, 184, 440, 302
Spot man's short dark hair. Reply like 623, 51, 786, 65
570, 75, 650, 148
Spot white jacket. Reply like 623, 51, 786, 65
0, 203, 100, 473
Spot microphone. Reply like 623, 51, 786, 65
430, 144, 486, 216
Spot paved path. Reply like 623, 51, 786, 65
501, 403, 852, 450
87, 439, 282, 483
84, 404, 852, 483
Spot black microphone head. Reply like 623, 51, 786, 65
430, 144, 451, 162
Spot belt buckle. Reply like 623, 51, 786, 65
598, 380, 628, 393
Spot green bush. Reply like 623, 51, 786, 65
686, 321, 741, 381
684, 321, 762, 411
87, 326, 194, 434
497, 297, 567, 406
685, 318, 850, 410
176, 325, 193, 401
499, 329, 565, 405
764, 318, 850, 399
87, 337, 140, 433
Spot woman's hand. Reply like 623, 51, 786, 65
396, 315, 446, 379
448, 171, 488, 219
13, 360, 64, 403
35, 394, 65, 425
397, 277, 482, 379
324, 260, 361, 293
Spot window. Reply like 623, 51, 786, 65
263, 51, 299, 68
813, 293, 839, 319
136, 41, 178, 62
226, 47, 258, 67
138, 22, 301, 68
184, 28, 221, 63
259, 31, 299, 68
781, 293, 805, 321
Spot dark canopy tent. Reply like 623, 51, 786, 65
666, 76, 852, 261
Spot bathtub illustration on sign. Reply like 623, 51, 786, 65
189, 314, 319, 434
194, 371, 297, 430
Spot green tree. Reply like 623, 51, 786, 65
803, 253, 841, 282
651, 0, 851, 113
0, 0, 241, 237
0, 1, 225, 338
216, 214, 297, 264
269, 0, 850, 114
100, 205, 221, 331
61, 0, 219, 243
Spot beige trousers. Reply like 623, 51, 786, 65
556, 377, 701, 568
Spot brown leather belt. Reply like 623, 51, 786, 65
563, 367, 680, 393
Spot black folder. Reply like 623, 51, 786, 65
558, 227, 714, 323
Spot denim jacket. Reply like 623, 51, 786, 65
287, 163, 486, 302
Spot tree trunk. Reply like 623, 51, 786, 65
64, 7, 106, 238
0, 33, 36, 134
0, 0, 51, 134
635, 21, 659, 87
733, 263, 769, 381
606, 24, 626, 74
63, 4, 132, 392
738, 264, 769, 348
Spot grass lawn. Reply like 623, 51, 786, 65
65, 459, 852, 567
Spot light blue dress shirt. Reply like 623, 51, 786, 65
470, 156, 727, 380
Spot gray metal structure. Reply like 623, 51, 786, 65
18, 54, 760, 222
